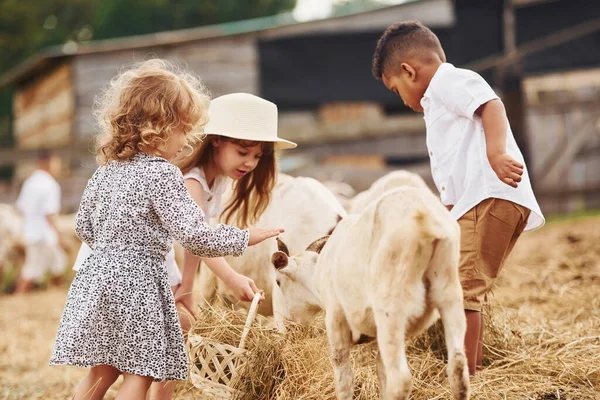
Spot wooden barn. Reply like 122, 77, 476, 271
0, 0, 599, 215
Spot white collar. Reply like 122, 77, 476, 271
421, 62, 453, 105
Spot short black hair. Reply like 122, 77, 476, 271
372, 21, 444, 80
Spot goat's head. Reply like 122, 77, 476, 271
271, 236, 330, 324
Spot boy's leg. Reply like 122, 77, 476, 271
14, 278, 35, 294
49, 243, 67, 286
15, 242, 45, 293
458, 199, 529, 375
477, 313, 484, 369
463, 311, 481, 375
73, 364, 121, 400
477, 204, 529, 369
457, 204, 483, 375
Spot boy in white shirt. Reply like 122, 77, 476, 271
372, 21, 544, 375
14, 150, 66, 293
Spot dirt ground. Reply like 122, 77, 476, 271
1, 214, 599, 400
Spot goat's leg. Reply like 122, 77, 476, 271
428, 240, 470, 400
437, 288, 469, 400
325, 305, 354, 400
376, 349, 387, 398
374, 310, 412, 400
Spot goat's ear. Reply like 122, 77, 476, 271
271, 251, 289, 270
306, 235, 330, 254
327, 214, 343, 235
276, 237, 290, 256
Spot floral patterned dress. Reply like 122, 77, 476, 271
49, 153, 249, 381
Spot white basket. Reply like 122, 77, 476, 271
187, 293, 261, 399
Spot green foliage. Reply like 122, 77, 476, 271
0, 0, 95, 77
0, 0, 296, 147
0, 0, 296, 76
92, 0, 297, 40
0, 88, 12, 147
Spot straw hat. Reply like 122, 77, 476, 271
204, 93, 297, 149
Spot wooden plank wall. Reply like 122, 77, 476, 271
279, 106, 425, 145
71, 35, 424, 152
523, 67, 600, 214
53, 36, 261, 211
5, 23, 596, 215
72, 36, 259, 146
285, 131, 430, 191
13, 63, 74, 149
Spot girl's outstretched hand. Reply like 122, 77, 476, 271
248, 227, 284, 246
226, 273, 265, 302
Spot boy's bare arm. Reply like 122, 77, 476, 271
46, 214, 67, 248
46, 214, 59, 232
476, 99, 524, 188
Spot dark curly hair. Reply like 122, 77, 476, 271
372, 21, 445, 80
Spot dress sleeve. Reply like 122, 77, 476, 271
149, 162, 249, 258
75, 169, 100, 247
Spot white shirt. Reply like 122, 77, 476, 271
16, 170, 61, 244
420, 63, 544, 232
183, 167, 229, 223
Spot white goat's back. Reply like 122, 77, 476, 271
198, 174, 345, 315
309, 186, 458, 336
349, 170, 430, 214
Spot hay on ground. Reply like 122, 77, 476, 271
180, 217, 600, 399
1, 215, 598, 400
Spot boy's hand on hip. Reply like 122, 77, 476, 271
248, 227, 285, 246
488, 152, 524, 188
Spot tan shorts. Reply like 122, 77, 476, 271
21, 241, 67, 283
458, 198, 530, 311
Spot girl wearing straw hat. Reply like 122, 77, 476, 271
149, 92, 297, 400
50, 60, 284, 400
73, 92, 296, 300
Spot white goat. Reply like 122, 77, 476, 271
271, 186, 469, 400
197, 174, 346, 327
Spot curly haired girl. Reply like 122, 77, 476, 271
49, 59, 282, 400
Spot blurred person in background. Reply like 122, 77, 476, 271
14, 149, 66, 294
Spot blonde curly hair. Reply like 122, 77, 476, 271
94, 59, 210, 164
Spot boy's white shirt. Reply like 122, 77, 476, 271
420, 63, 544, 232
16, 170, 61, 245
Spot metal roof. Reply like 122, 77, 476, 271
0, 0, 437, 87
